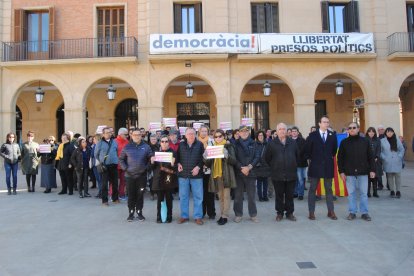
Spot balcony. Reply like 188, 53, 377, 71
387, 32, 414, 60
1, 36, 138, 64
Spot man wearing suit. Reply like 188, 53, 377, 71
305, 116, 338, 220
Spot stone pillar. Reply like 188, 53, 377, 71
138, 105, 163, 129
231, 104, 241, 128
64, 107, 86, 135
293, 103, 316, 137
216, 104, 232, 126
375, 102, 402, 135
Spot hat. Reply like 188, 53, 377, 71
239, 125, 250, 132
168, 128, 178, 135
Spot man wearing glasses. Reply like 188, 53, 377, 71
304, 116, 338, 220
338, 122, 375, 221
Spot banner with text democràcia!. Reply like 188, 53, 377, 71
150, 33, 258, 54
259, 33, 375, 54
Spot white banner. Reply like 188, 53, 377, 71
259, 33, 375, 54
150, 33, 258, 54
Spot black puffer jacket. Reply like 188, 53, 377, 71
338, 135, 375, 176
176, 140, 204, 179
119, 141, 153, 178
264, 137, 299, 181
366, 136, 382, 176
58, 142, 75, 170
292, 136, 308, 167
253, 141, 271, 178
70, 147, 91, 171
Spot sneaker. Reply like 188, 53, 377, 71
102, 202, 109, 207
390, 191, 395, 198
298, 196, 304, 200
373, 193, 379, 198
217, 217, 228, 225
286, 214, 297, 221
127, 213, 134, 222
119, 196, 127, 201
136, 211, 145, 222
250, 216, 259, 223
79, 194, 84, 198
276, 214, 283, 221
347, 213, 356, 220
263, 197, 269, 202
361, 214, 372, 221
84, 193, 91, 198
112, 200, 120, 204
234, 216, 242, 223
396, 191, 401, 198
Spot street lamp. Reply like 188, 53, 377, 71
336, 80, 344, 95
35, 81, 45, 103
185, 75, 194, 98
263, 80, 271, 97
107, 78, 116, 100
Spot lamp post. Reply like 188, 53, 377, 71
263, 80, 271, 97
336, 80, 344, 95
107, 79, 117, 100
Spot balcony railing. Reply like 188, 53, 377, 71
387, 32, 414, 55
2, 36, 138, 62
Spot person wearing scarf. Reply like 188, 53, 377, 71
203, 129, 237, 225
198, 125, 216, 220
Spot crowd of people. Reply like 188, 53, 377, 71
0, 116, 410, 225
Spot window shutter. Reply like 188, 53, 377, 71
349, 0, 360, 32
257, 4, 266, 33
194, 3, 202, 33
14, 9, 24, 42
251, 4, 258, 33
271, 3, 279, 33
173, 4, 182, 33
321, 1, 329, 33
49, 7, 55, 41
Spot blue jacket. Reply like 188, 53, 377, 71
94, 138, 118, 166
176, 140, 204, 179
119, 141, 153, 178
234, 137, 261, 178
304, 130, 338, 178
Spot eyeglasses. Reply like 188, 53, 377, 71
9, 136, 15, 138
348, 126, 357, 130
214, 135, 223, 138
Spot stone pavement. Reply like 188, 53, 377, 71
0, 163, 413, 276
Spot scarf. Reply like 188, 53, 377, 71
213, 140, 227, 179
55, 142, 66, 160
198, 135, 209, 149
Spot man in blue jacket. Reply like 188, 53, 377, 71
176, 128, 205, 225
119, 129, 153, 222
233, 125, 261, 223
304, 116, 338, 220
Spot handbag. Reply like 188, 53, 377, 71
161, 200, 167, 223
96, 141, 111, 174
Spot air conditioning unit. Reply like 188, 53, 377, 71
354, 97, 365, 108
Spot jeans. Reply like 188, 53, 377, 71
4, 162, 18, 189
295, 167, 307, 197
179, 177, 203, 219
92, 166, 102, 193
346, 175, 369, 215
256, 177, 268, 200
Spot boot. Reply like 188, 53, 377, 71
12, 188, 17, 195
127, 209, 134, 222
327, 211, 338, 220
373, 183, 379, 198
156, 213, 162, 223
308, 212, 316, 220
7, 188, 11, 195
27, 185, 32, 192
31, 183, 35, 193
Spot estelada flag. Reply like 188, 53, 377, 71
316, 133, 349, 197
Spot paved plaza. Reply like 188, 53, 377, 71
0, 163, 413, 276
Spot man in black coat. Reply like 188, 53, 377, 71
233, 125, 261, 223
304, 116, 338, 220
338, 122, 375, 221
265, 123, 299, 221
291, 126, 307, 200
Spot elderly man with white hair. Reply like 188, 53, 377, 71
116, 127, 130, 200
265, 123, 299, 222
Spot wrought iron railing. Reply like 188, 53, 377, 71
2, 36, 138, 62
387, 32, 414, 55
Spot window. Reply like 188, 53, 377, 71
115, 99, 138, 132
174, 3, 202, 33
407, 4, 414, 51
321, 1, 359, 33
243, 102, 269, 130
315, 100, 327, 126
177, 102, 210, 127
97, 7, 125, 56
251, 3, 279, 33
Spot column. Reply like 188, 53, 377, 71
370, 101, 402, 135
293, 103, 316, 136
64, 107, 86, 135
138, 105, 163, 129
216, 104, 232, 126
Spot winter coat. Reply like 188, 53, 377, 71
0, 143, 21, 164
95, 138, 118, 166
253, 141, 271, 178
70, 147, 91, 171
204, 143, 237, 192
151, 148, 178, 191
264, 137, 299, 182
233, 137, 261, 178
58, 142, 75, 171
380, 138, 405, 173
176, 140, 204, 179
366, 137, 383, 176
292, 136, 308, 168
116, 136, 129, 170
337, 135, 375, 176
21, 141, 40, 175
304, 130, 338, 178
119, 141, 153, 178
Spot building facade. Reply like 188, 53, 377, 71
0, 0, 413, 160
